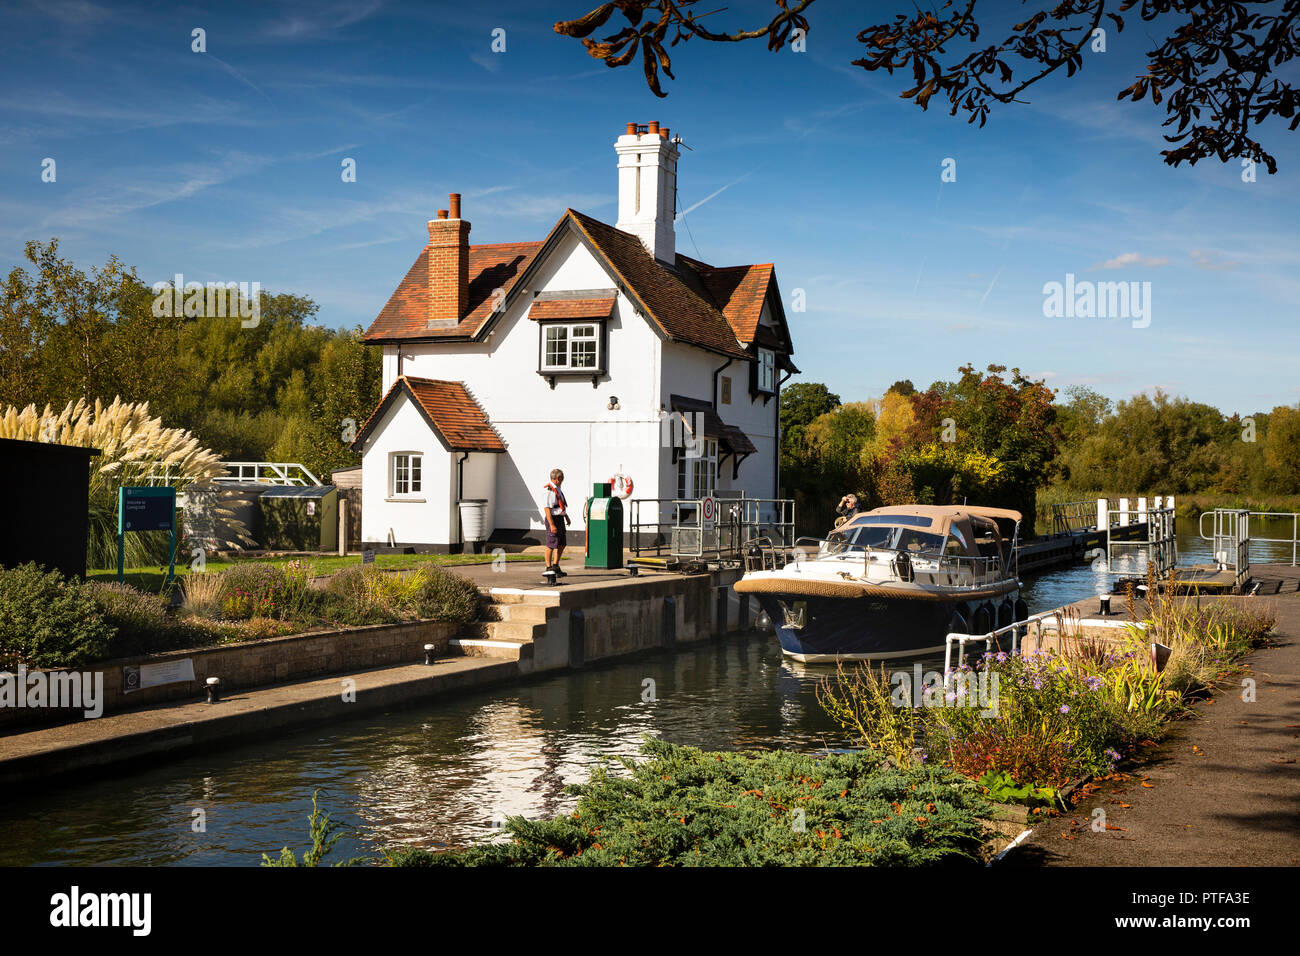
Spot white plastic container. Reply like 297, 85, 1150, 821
458, 499, 489, 543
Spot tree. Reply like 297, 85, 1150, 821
555, 0, 1300, 172
779, 381, 840, 462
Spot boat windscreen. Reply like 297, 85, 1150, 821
841, 523, 944, 553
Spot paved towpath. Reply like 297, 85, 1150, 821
1006, 564, 1300, 866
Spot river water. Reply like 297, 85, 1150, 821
0, 526, 1289, 866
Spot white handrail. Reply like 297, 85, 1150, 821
942, 610, 1064, 685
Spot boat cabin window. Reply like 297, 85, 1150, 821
837, 522, 943, 554
969, 516, 1002, 559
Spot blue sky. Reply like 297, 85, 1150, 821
2, 0, 1296, 414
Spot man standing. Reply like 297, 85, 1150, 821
543, 468, 569, 577
834, 493, 862, 528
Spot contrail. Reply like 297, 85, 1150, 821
205, 54, 276, 110
675, 171, 752, 222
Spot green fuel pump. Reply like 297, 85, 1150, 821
584, 482, 623, 569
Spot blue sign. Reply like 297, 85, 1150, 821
117, 486, 177, 583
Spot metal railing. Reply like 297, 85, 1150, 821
629, 495, 795, 562
1198, 509, 1253, 590
1107, 505, 1177, 577
215, 461, 322, 486
1200, 508, 1293, 567
744, 535, 1009, 588
1051, 500, 1100, 535
943, 610, 1064, 684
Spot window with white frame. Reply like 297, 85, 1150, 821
676, 438, 717, 499
391, 452, 422, 497
757, 349, 775, 393
541, 323, 600, 371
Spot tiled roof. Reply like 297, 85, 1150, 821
362, 209, 790, 361
669, 394, 755, 458
352, 376, 505, 453
676, 259, 775, 346
365, 241, 542, 342
565, 210, 748, 359
528, 295, 617, 321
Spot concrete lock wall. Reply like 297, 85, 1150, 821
521, 570, 753, 672
0, 619, 458, 731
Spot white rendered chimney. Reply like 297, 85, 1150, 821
615, 121, 678, 264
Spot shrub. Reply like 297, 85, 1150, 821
216, 563, 289, 620
406, 565, 482, 623
83, 580, 210, 658
180, 570, 225, 619
0, 563, 114, 669
385, 739, 991, 867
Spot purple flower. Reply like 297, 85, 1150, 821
1059, 704, 1070, 714
1105, 748, 1121, 762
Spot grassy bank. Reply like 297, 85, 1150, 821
1, 559, 488, 669
89, 551, 541, 593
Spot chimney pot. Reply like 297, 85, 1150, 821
661, 127, 670, 140
647, 121, 659, 134
437, 209, 448, 219
625, 122, 637, 135
449, 193, 461, 219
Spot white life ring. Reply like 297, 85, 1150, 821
609, 474, 634, 499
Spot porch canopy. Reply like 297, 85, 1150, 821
669, 394, 756, 478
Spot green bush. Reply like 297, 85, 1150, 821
0, 563, 114, 669
84, 581, 213, 658
406, 565, 482, 624
386, 739, 991, 867
216, 563, 289, 620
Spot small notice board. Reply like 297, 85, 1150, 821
117, 486, 177, 583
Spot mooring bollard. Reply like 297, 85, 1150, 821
205, 677, 221, 704
1099, 593, 1111, 616
424, 643, 436, 665
627, 563, 639, 577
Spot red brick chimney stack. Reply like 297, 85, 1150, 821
427, 192, 470, 328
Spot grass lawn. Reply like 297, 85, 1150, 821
89, 551, 542, 593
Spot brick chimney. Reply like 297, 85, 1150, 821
615, 121, 679, 264
427, 192, 470, 328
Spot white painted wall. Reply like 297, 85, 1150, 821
364, 228, 782, 542
359, 393, 454, 547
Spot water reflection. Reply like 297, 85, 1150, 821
0, 525, 1287, 866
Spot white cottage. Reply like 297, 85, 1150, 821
353, 121, 797, 551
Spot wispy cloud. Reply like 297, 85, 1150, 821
1092, 251, 1170, 270
1190, 249, 1239, 271
261, 0, 384, 41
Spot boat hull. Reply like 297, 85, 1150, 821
753, 590, 1017, 662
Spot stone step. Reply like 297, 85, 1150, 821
498, 603, 553, 624
448, 638, 532, 662
486, 587, 563, 606
485, 619, 546, 643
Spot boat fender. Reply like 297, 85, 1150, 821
608, 473, 634, 499
893, 550, 914, 583
971, 603, 993, 636
997, 599, 1014, 630
948, 610, 969, 635
1014, 597, 1029, 622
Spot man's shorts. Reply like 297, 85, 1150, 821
546, 519, 566, 549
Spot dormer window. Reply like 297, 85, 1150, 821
542, 323, 600, 371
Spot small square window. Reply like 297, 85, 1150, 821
541, 322, 602, 372
392, 453, 423, 496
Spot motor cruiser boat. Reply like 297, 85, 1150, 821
736, 505, 1029, 661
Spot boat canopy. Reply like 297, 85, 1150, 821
836, 505, 1021, 560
